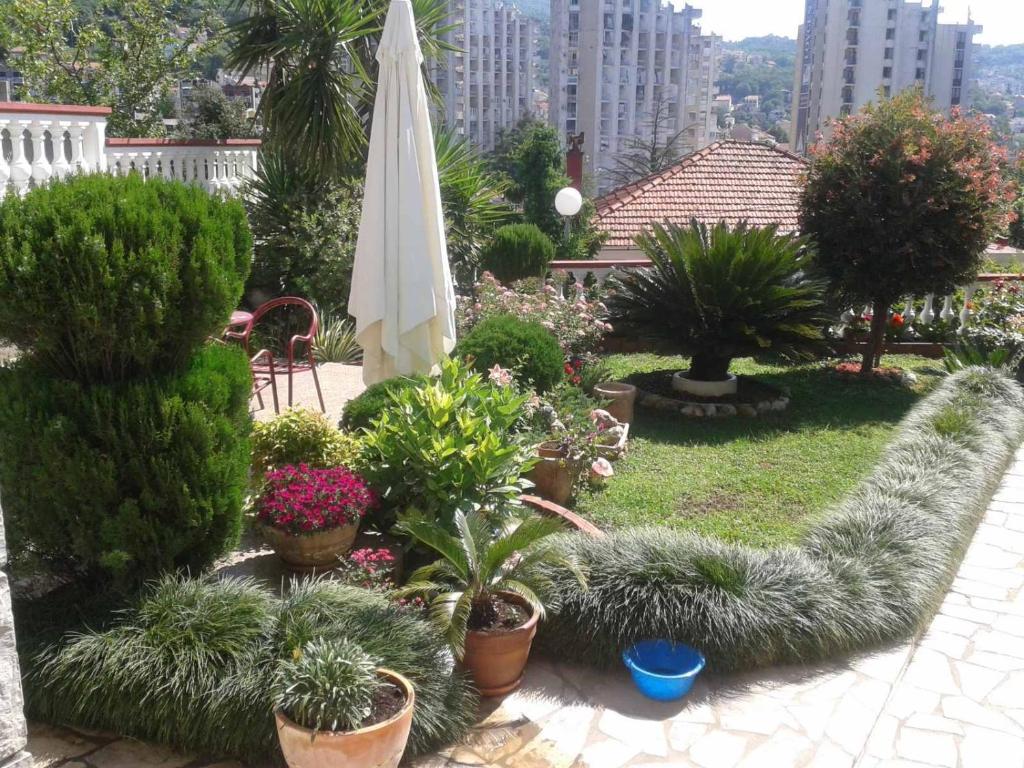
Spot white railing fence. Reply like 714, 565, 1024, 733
549, 259, 1024, 337
0, 102, 259, 198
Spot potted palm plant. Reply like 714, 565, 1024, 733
607, 221, 828, 398
395, 511, 586, 697
273, 638, 415, 768
256, 464, 378, 571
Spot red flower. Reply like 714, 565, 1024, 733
889, 313, 905, 328
256, 464, 377, 536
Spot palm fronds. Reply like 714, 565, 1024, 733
313, 314, 363, 364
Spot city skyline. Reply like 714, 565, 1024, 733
672, 0, 1023, 47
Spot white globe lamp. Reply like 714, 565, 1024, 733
555, 186, 583, 217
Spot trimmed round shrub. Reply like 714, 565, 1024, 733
479, 223, 555, 284
252, 408, 362, 480
453, 314, 564, 392
339, 374, 428, 432
25, 576, 477, 762
0, 343, 252, 582
0, 173, 251, 382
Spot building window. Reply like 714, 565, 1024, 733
885, 28, 894, 40
952, 86, 961, 105
887, 9, 896, 20
883, 85, 891, 97
919, 30, 927, 42
882, 66, 892, 78
917, 49, 926, 60
884, 47, 893, 59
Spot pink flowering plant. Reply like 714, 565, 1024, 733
256, 464, 377, 535
457, 273, 611, 357
336, 546, 397, 590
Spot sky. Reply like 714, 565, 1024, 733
671, 0, 1024, 47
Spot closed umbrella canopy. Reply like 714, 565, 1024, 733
348, 0, 456, 385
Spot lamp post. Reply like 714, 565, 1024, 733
555, 185, 583, 241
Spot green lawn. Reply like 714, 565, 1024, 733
577, 353, 945, 548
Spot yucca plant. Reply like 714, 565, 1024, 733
394, 511, 586, 658
607, 221, 829, 381
314, 314, 363, 364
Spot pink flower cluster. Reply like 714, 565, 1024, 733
338, 547, 397, 590
256, 464, 377, 535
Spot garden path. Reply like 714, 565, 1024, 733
24, 450, 1024, 768
250, 362, 366, 422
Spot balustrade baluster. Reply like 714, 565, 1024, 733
902, 297, 916, 325
50, 128, 72, 179
918, 294, 935, 326
939, 294, 956, 323
29, 123, 52, 188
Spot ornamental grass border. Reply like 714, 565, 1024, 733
539, 368, 1024, 672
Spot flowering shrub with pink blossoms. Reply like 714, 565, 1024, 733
457, 273, 611, 357
336, 546, 398, 589
256, 464, 377, 535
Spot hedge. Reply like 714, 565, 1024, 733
26, 576, 478, 763
539, 368, 1024, 671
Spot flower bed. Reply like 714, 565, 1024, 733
540, 368, 1024, 672
626, 369, 789, 418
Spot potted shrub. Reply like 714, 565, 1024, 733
273, 638, 415, 768
526, 439, 582, 506
256, 464, 377, 570
395, 511, 585, 697
606, 221, 828, 398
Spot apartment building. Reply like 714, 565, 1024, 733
550, 0, 721, 191
792, 0, 982, 153
432, 1, 538, 151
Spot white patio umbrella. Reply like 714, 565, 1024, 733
348, 0, 457, 385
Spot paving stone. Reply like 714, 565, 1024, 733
959, 565, 1024, 590
734, 728, 812, 768
940, 602, 998, 624
941, 696, 1023, 735
805, 740, 853, 768
666, 722, 707, 753
973, 629, 1024, 660
919, 630, 970, 659
903, 713, 965, 736
717, 693, 799, 735
87, 740, 193, 768
785, 702, 835, 741
986, 672, 1024, 708
668, 702, 716, 726
963, 650, 1024, 672
895, 727, 958, 767
902, 648, 960, 694
853, 646, 912, 680
575, 739, 640, 768
596, 711, 667, 758
864, 713, 899, 759
881, 685, 941, 720
993, 613, 1024, 638
824, 690, 882, 754
960, 725, 1024, 768
26, 723, 102, 767
687, 730, 748, 768
930, 614, 983, 637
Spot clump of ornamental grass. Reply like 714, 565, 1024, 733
25, 576, 477, 762
273, 638, 379, 733
539, 368, 1024, 671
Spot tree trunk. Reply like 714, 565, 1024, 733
862, 302, 890, 376
690, 353, 732, 382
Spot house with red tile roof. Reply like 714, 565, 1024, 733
593, 141, 808, 259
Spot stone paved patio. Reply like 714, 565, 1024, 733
25, 451, 1024, 768
250, 362, 366, 422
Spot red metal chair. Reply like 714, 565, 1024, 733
229, 297, 325, 413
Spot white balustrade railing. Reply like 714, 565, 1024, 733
105, 139, 259, 196
1, 102, 259, 198
551, 258, 1024, 338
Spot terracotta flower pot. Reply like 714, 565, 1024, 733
592, 382, 637, 424
261, 522, 359, 572
463, 592, 539, 697
276, 668, 415, 768
525, 442, 579, 506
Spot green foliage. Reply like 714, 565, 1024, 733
540, 368, 1024, 671
605, 92, 687, 188
339, 375, 428, 432
434, 128, 513, 282
252, 408, 362, 480
395, 511, 585, 658
178, 83, 257, 140
607, 221, 828, 381
25, 575, 477, 761
454, 314, 566, 392
0, 343, 252, 582
313, 314, 363, 364
273, 638, 379, 733
480, 223, 556, 283
498, 120, 570, 241
0, 0, 217, 136
801, 89, 1012, 369
0, 173, 252, 383
244, 157, 361, 314
360, 359, 536, 529
227, 0, 454, 181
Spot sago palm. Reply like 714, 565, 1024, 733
394, 511, 586, 659
607, 221, 829, 381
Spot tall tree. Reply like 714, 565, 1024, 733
800, 89, 1012, 374
0, 0, 216, 137
605, 92, 688, 188
501, 121, 570, 241
178, 83, 258, 140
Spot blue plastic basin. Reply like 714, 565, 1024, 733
622, 640, 706, 701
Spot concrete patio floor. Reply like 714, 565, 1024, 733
25, 438, 1024, 768
250, 362, 366, 422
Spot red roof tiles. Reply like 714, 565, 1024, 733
594, 141, 808, 249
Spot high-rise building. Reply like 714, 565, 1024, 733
792, 0, 982, 154
550, 1, 721, 192
432, 1, 538, 151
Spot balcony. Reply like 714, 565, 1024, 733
0, 102, 259, 199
